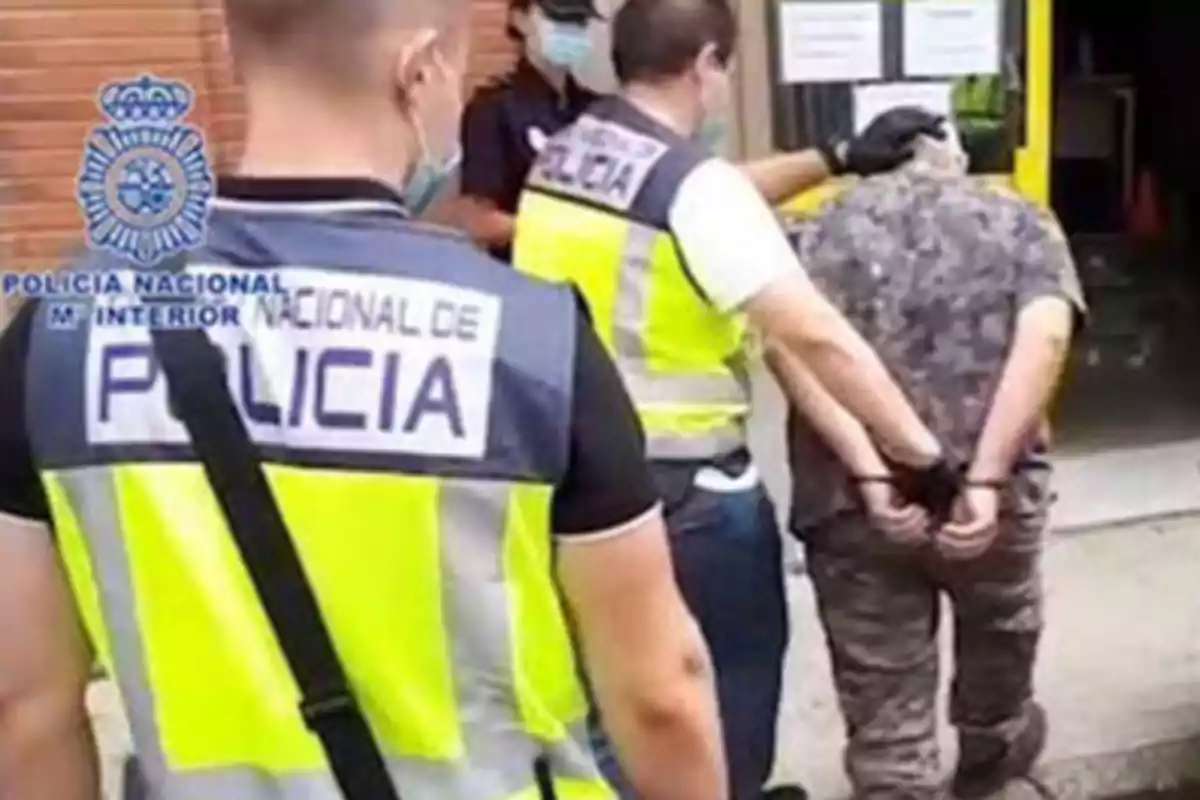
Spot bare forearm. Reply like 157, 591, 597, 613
737, 150, 832, 206
766, 342, 887, 475
769, 296, 938, 465
971, 305, 1073, 478
595, 624, 726, 799
0, 689, 99, 800
0, 519, 99, 800
455, 199, 515, 250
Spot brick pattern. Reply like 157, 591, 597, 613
0, 0, 516, 273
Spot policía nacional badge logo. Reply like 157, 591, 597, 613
76, 74, 215, 266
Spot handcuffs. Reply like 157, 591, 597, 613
850, 460, 1006, 525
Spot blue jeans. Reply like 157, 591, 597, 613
123, 756, 146, 800
591, 457, 790, 799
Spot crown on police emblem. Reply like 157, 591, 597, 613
76, 73, 214, 267
98, 74, 194, 125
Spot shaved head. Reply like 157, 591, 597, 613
227, 0, 470, 192
224, 0, 466, 81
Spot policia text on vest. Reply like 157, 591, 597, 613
91, 267, 497, 458
516, 103, 750, 461
142, 251, 405, 800
23, 202, 624, 798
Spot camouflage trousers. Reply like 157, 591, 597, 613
802, 509, 1045, 800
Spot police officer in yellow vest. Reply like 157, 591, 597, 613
0, 1, 731, 798
953, 74, 1008, 173
513, 1, 961, 798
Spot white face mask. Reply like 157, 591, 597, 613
909, 125, 969, 175
400, 34, 464, 214
404, 126, 462, 215
693, 60, 732, 150
531, 10, 592, 69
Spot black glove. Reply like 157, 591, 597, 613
892, 458, 963, 524
822, 106, 948, 177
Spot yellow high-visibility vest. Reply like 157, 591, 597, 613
513, 97, 750, 461
954, 75, 1005, 129
26, 230, 616, 800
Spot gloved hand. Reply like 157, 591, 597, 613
891, 458, 963, 525
819, 106, 948, 177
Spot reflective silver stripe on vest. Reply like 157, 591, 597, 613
644, 425, 745, 461
56, 470, 604, 800
611, 222, 750, 461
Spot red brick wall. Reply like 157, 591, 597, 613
0, 0, 517, 273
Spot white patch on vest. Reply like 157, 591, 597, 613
526, 126, 549, 153
84, 266, 501, 460
527, 115, 669, 213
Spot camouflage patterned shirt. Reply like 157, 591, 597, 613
785, 171, 1087, 531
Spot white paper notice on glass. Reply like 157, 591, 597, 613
777, 1, 882, 84
853, 81, 953, 134
903, 0, 1001, 78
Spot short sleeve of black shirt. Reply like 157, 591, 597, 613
551, 311, 660, 537
460, 88, 519, 210
0, 302, 51, 523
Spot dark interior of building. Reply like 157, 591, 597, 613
1050, 3, 1200, 452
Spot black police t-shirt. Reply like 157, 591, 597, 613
459, 59, 600, 261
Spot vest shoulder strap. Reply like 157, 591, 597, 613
146, 253, 404, 800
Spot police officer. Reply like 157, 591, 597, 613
779, 113, 1086, 800
458, 0, 604, 262
0, 1, 728, 798
459, 0, 941, 264
952, 74, 1008, 173
512, 1, 960, 798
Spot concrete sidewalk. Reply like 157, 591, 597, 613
91, 513, 1200, 799
770, 514, 1200, 800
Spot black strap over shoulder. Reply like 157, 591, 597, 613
143, 254, 402, 800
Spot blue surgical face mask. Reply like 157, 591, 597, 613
694, 115, 729, 152
404, 124, 463, 216
534, 15, 592, 69
693, 61, 732, 152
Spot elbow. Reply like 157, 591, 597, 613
1045, 328, 1072, 356
778, 322, 853, 371
0, 676, 91, 763
624, 645, 715, 732
454, 197, 514, 250
451, 199, 491, 242
767, 299, 854, 366
1017, 298, 1076, 359
0, 643, 92, 751
762, 336, 791, 374
744, 273, 858, 367
1021, 323, 1073, 371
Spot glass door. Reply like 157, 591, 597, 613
764, 0, 1032, 195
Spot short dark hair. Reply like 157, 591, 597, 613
611, 0, 737, 84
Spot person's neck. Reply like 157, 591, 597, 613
526, 52, 570, 93
621, 83, 696, 138
236, 82, 412, 185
